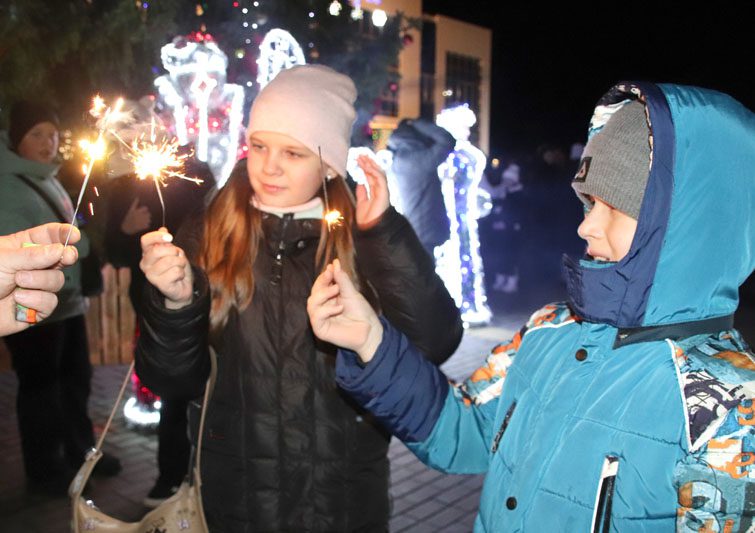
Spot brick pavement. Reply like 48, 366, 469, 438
0, 312, 524, 533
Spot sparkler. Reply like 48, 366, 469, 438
114, 118, 201, 228
318, 146, 343, 230
63, 97, 124, 246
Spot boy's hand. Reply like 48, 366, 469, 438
355, 155, 390, 230
307, 259, 383, 362
0, 223, 80, 335
140, 228, 193, 309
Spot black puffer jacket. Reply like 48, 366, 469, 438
136, 206, 463, 532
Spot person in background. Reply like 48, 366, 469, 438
386, 117, 455, 256
0, 101, 121, 495
308, 82, 755, 531
104, 120, 216, 507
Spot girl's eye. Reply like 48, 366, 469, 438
250, 143, 265, 151
285, 150, 303, 159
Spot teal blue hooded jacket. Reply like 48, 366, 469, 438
336, 82, 755, 532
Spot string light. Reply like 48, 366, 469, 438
371, 9, 387, 27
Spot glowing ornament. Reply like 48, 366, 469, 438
256, 29, 306, 89
435, 105, 492, 326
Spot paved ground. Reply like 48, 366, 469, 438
0, 300, 531, 532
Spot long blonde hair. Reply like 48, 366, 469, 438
198, 161, 359, 330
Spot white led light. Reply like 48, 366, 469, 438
371, 9, 387, 27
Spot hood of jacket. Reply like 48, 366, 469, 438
564, 82, 755, 328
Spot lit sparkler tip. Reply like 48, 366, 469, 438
90, 95, 106, 118
324, 209, 343, 229
130, 135, 196, 186
79, 137, 107, 162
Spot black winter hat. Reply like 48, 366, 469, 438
9, 101, 60, 151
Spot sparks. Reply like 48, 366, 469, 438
90, 95, 106, 118
88, 202, 94, 216
64, 96, 126, 246
324, 209, 343, 229
79, 137, 107, 162
131, 138, 191, 185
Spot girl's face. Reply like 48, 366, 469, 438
577, 196, 637, 262
17, 122, 59, 164
247, 131, 328, 208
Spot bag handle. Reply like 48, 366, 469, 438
70, 349, 217, 497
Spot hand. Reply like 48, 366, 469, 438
0, 223, 80, 335
307, 259, 383, 362
140, 228, 193, 309
355, 155, 390, 230
121, 198, 152, 235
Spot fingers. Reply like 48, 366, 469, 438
16, 267, 65, 292
355, 183, 368, 205
0, 243, 65, 272
13, 223, 80, 247
140, 228, 174, 249
14, 289, 59, 321
311, 263, 335, 293
331, 259, 359, 298
129, 197, 140, 211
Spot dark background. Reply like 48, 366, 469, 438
423, 2, 752, 157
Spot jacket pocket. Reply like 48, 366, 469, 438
591, 455, 619, 533
491, 401, 516, 454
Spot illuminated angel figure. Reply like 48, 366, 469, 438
435, 104, 492, 326
154, 35, 245, 187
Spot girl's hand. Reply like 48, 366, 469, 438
307, 259, 383, 363
140, 228, 193, 309
355, 155, 390, 230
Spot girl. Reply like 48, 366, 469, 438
135, 65, 463, 531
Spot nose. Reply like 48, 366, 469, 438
262, 151, 280, 176
577, 206, 601, 241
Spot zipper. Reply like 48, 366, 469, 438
271, 214, 293, 285
591, 455, 619, 533
491, 401, 516, 454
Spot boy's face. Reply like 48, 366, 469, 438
17, 122, 59, 164
577, 197, 637, 262
246, 131, 326, 208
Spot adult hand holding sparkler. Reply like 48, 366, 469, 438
0, 223, 80, 334
140, 228, 193, 310
354, 154, 390, 230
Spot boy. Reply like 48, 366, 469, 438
308, 82, 755, 531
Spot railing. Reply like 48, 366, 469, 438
0, 265, 135, 371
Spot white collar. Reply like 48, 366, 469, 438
251, 196, 323, 219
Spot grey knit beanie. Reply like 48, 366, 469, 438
572, 100, 650, 219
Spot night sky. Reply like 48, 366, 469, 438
422, 2, 752, 158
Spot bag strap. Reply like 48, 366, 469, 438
14, 173, 67, 223
93, 348, 217, 483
